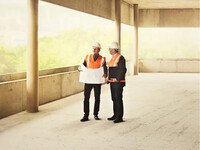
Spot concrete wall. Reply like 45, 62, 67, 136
139, 59, 200, 73
1, 59, 199, 119
42, 0, 199, 27
0, 70, 84, 119
0, 62, 132, 119
139, 9, 200, 27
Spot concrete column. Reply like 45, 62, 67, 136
27, 0, 39, 112
115, 0, 121, 53
133, 4, 139, 75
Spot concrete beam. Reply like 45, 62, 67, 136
124, 0, 200, 9
42, 0, 199, 27
42, 0, 115, 21
41, 0, 133, 26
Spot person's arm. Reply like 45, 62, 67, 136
103, 61, 107, 75
116, 56, 127, 81
83, 60, 87, 67
102, 61, 107, 78
78, 58, 87, 72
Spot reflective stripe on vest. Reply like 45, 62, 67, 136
113, 54, 121, 67
87, 55, 90, 67
101, 57, 104, 67
108, 53, 121, 67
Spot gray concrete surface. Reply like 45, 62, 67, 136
0, 73, 199, 150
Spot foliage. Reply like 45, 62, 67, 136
0, 27, 199, 74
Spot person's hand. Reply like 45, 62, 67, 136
102, 74, 107, 78
78, 66, 82, 72
111, 78, 118, 82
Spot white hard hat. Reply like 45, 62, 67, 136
109, 41, 119, 49
92, 42, 101, 49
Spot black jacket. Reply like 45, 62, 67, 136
109, 55, 127, 87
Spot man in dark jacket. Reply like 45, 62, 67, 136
107, 41, 127, 123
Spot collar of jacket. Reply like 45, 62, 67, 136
93, 54, 99, 61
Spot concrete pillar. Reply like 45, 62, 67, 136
115, 0, 121, 53
27, 0, 39, 112
133, 4, 139, 75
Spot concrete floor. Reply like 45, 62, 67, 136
0, 73, 199, 150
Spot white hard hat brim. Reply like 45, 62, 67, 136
93, 46, 101, 48
109, 46, 119, 49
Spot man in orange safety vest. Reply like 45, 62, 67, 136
79, 42, 107, 122
107, 41, 127, 123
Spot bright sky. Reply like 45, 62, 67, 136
0, 0, 117, 45
0, 0, 199, 47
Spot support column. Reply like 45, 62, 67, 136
115, 0, 121, 53
133, 4, 139, 75
27, 0, 39, 112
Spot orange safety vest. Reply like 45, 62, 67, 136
85, 54, 106, 69
108, 53, 126, 82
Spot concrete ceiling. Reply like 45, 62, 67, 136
123, 0, 200, 9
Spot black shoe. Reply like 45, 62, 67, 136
113, 118, 123, 123
107, 116, 116, 121
80, 116, 89, 122
94, 115, 100, 120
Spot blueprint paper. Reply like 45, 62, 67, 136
79, 64, 105, 84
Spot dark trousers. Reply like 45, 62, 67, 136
110, 83, 124, 119
84, 84, 101, 117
